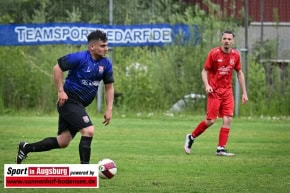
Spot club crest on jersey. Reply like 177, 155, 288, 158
230, 59, 235, 65
82, 116, 90, 123
99, 66, 104, 73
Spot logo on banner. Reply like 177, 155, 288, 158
4, 164, 99, 188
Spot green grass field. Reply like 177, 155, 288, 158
1, 114, 290, 193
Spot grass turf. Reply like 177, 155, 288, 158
0, 114, 289, 193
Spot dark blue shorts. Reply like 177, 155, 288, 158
57, 99, 93, 138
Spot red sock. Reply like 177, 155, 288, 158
192, 121, 209, 138
218, 127, 230, 147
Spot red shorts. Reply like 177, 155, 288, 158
206, 89, 234, 119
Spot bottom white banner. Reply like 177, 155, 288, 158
4, 164, 99, 188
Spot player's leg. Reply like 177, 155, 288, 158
61, 102, 94, 164
79, 126, 94, 164
16, 136, 61, 164
218, 115, 232, 148
216, 94, 235, 156
57, 101, 94, 164
16, 101, 80, 164
184, 95, 220, 154
16, 117, 73, 164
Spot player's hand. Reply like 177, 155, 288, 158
205, 85, 213, 94
57, 90, 68, 106
242, 94, 248, 104
103, 109, 112, 126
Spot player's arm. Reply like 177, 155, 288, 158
103, 83, 114, 125
53, 64, 68, 106
201, 68, 213, 94
236, 70, 248, 104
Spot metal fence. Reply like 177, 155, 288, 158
0, 0, 174, 25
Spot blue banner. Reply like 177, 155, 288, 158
0, 23, 199, 47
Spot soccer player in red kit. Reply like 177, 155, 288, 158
184, 30, 248, 156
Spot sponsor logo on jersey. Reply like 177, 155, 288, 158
99, 66, 104, 73
82, 116, 90, 123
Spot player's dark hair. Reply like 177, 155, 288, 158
87, 30, 108, 43
222, 30, 235, 38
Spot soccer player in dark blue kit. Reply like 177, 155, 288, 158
16, 30, 114, 164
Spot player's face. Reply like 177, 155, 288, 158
221, 33, 234, 52
90, 40, 109, 59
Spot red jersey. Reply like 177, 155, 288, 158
204, 47, 241, 91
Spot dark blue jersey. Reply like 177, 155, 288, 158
57, 50, 114, 107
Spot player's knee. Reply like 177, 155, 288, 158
57, 133, 72, 148
80, 126, 95, 137
223, 116, 233, 125
58, 140, 70, 148
205, 119, 216, 126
